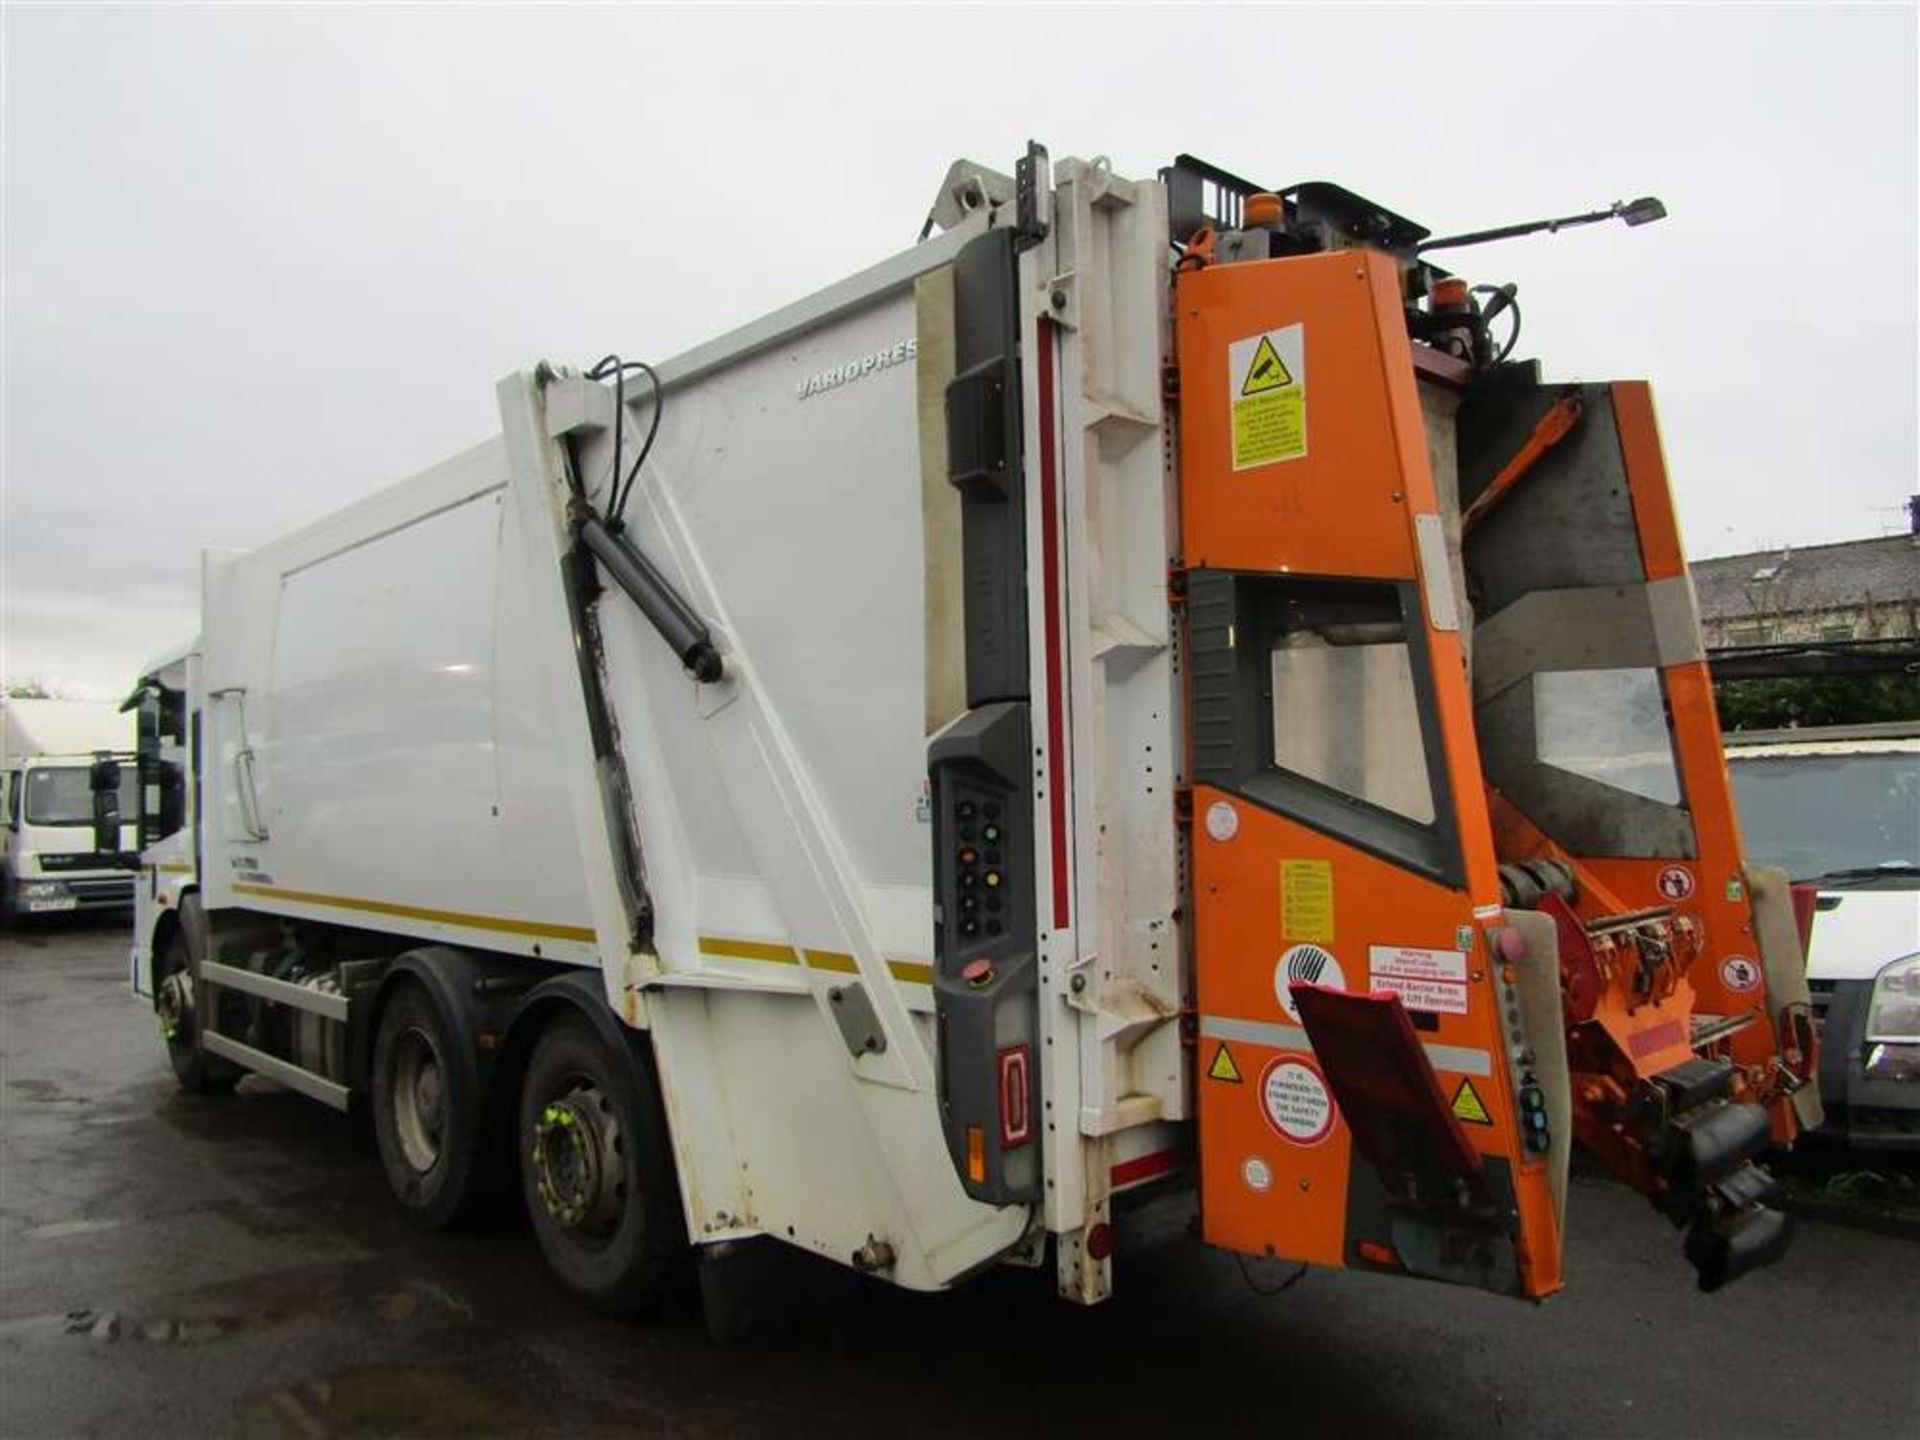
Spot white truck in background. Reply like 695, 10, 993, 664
129, 147, 1820, 1329
1, 697, 137, 918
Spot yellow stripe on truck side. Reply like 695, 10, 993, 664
698, 935, 932, 987
231, 882, 597, 944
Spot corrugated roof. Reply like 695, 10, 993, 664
1691, 533, 1920, 622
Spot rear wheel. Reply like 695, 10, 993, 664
155, 897, 236, 1094
518, 1014, 685, 1313
372, 981, 485, 1228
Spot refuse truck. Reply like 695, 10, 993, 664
127, 147, 1822, 1320
1, 697, 137, 917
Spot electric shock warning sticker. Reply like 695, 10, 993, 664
1280, 858, 1334, 942
1261, 1056, 1335, 1145
1228, 325, 1307, 470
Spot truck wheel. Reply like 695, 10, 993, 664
372, 982, 485, 1228
518, 1014, 685, 1313
156, 900, 237, 1094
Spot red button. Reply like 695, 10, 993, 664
961, 958, 996, 988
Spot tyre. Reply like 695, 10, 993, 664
154, 895, 237, 1094
371, 981, 485, 1228
518, 1013, 686, 1313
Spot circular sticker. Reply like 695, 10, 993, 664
1720, 954, 1762, 993
1656, 865, 1695, 902
1275, 943, 1345, 1021
1242, 1156, 1274, 1192
1261, 1057, 1335, 1145
1205, 800, 1240, 842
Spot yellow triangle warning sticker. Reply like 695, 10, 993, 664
1450, 1076, 1492, 1126
1208, 1042, 1243, 1084
1240, 334, 1294, 395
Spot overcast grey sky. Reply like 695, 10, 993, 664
4, 3, 1915, 697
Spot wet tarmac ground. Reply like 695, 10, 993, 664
3, 919, 1915, 1438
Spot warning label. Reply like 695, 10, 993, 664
1228, 324, 1306, 470
1368, 944, 1469, 1015
1262, 1057, 1335, 1145
1450, 1077, 1493, 1126
1208, 1042, 1243, 1084
1280, 858, 1334, 942
1369, 945, 1469, 984
1370, 975, 1469, 1016
1657, 865, 1695, 902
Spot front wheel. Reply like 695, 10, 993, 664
518, 1014, 686, 1313
155, 896, 236, 1094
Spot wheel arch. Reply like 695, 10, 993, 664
353, 944, 522, 1097
147, 901, 187, 1002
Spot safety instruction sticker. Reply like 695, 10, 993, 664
1656, 865, 1695, 902
1261, 1056, 1335, 1145
1369, 945, 1469, 984
1371, 976, 1470, 1016
1280, 858, 1334, 942
1450, 1077, 1493, 1126
1208, 1042, 1244, 1084
1720, 954, 1762, 993
1368, 944, 1470, 1015
1228, 324, 1307, 470
1276, 942, 1345, 1022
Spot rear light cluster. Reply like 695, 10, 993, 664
998, 1044, 1032, 1147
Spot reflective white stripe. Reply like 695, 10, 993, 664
1198, 1014, 1492, 1077
1413, 512, 1461, 632
1201, 1015, 1311, 1051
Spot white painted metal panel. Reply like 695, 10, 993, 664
199, 443, 597, 962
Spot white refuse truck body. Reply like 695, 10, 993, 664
1, 698, 137, 916
134, 149, 1817, 1316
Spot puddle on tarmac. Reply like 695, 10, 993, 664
8, 1076, 93, 1105
251, 1363, 517, 1438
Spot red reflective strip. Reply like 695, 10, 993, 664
998, 1044, 1033, 1147
1037, 319, 1070, 929
1629, 1019, 1687, 1058
1110, 1149, 1180, 1188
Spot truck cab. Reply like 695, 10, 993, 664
125, 646, 198, 1000
2, 751, 138, 918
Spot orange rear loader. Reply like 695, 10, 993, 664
1164, 157, 1816, 1296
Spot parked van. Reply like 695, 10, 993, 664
1726, 722, 1920, 1150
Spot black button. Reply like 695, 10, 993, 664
986, 896, 1002, 913
984, 848, 1001, 865
959, 825, 977, 842
985, 920, 1003, 937
983, 802, 1000, 819
960, 895, 978, 913
960, 873, 977, 890
957, 801, 976, 820
960, 919, 978, 937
